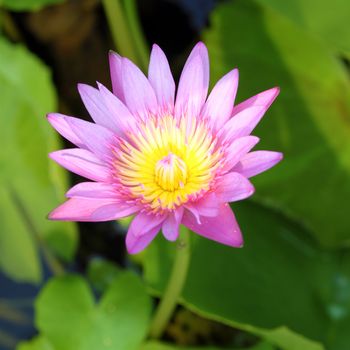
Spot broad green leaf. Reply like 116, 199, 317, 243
17, 336, 54, 350
0, 36, 77, 282
0, 0, 64, 11
141, 340, 274, 350
35, 272, 151, 350
203, 0, 350, 247
255, 0, 350, 56
87, 258, 121, 292
144, 201, 348, 349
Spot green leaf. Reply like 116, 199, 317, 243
17, 336, 54, 350
0, 0, 64, 11
144, 202, 343, 349
203, 0, 350, 247
254, 0, 350, 56
141, 340, 274, 350
0, 36, 77, 282
35, 272, 151, 350
87, 258, 121, 292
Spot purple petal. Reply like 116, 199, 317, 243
175, 42, 209, 118
185, 193, 219, 224
109, 51, 125, 102
219, 106, 268, 144
66, 182, 118, 198
121, 58, 158, 121
182, 203, 243, 247
216, 172, 255, 202
78, 83, 131, 135
233, 151, 283, 178
232, 87, 279, 116
184, 42, 210, 92
162, 207, 184, 241
49, 197, 138, 222
97, 83, 137, 132
126, 224, 162, 254
148, 44, 175, 114
202, 69, 238, 130
92, 203, 140, 221
64, 116, 115, 160
223, 136, 260, 172
47, 113, 85, 148
126, 212, 166, 254
49, 148, 110, 182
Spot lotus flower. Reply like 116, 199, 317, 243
48, 42, 282, 254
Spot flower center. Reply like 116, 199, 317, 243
155, 153, 187, 191
113, 115, 224, 212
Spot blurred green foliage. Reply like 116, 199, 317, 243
0, 0, 64, 11
0, 37, 77, 283
18, 272, 151, 350
141, 340, 274, 350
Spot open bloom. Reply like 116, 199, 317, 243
48, 42, 282, 254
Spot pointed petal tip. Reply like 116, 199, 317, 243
48, 151, 58, 160
77, 82, 91, 94
47, 206, 65, 221
108, 50, 120, 58
250, 135, 260, 145
232, 67, 239, 77
273, 86, 280, 94
265, 86, 280, 100
46, 112, 54, 120
194, 41, 207, 50
151, 43, 161, 51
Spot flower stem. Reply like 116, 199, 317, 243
102, 0, 149, 72
102, 0, 139, 65
123, 0, 149, 71
149, 226, 191, 339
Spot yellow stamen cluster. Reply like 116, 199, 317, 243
114, 115, 222, 212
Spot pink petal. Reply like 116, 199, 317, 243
109, 51, 125, 102
126, 224, 162, 254
78, 83, 131, 135
184, 42, 210, 92
182, 203, 243, 247
97, 82, 136, 132
231, 87, 279, 116
126, 212, 166, 254
223, 136, 260, 172
121, 58, 157, 121
175, 42, 209, 118
216, 172, 255, 202
219, 106, 268, 144
49, 148, 110, 182
233, 151, 283, 178
64, 116, 115, 161
92, 203, 140, 221
162, 207, 184, 241
49, 197, 138, 222
148, 44, 175, 114
48, 113, 85, 148
202, 69, 238, 130
66, 182, 118, 199
185, 193, 219, 224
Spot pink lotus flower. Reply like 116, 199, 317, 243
48, 42, 282, 254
